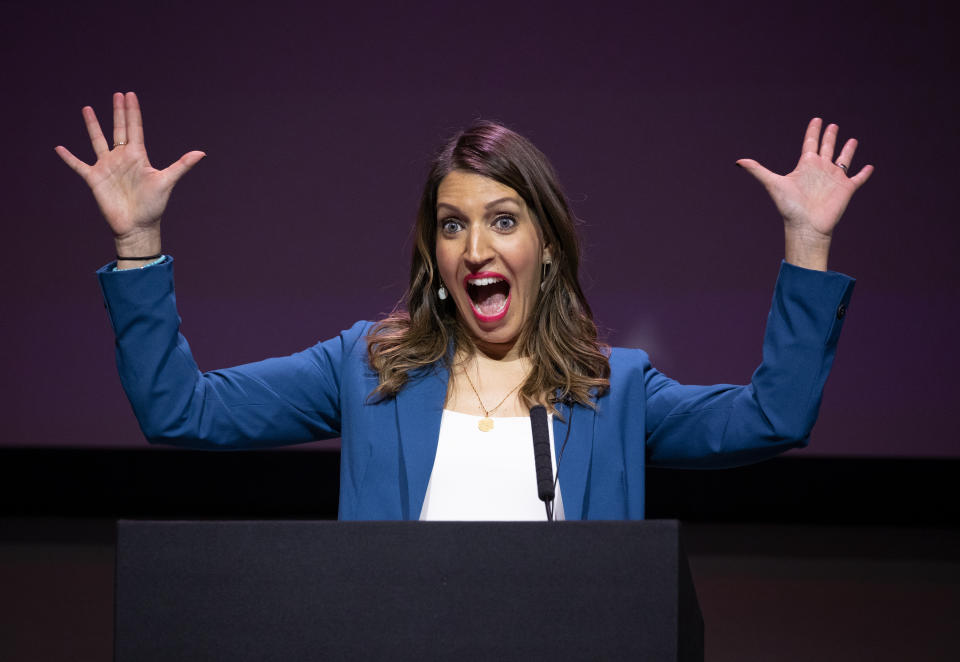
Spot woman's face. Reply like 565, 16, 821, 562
435, 170, 549, 355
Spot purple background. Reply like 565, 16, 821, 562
3, 0, 958, 456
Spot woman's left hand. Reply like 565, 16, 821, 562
737, 118, 874, 270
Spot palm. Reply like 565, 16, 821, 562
56, 92, 204, 239
84, 142, 172, 235
738, 118, 873, 240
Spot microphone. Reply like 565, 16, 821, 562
529, 405, 555, 520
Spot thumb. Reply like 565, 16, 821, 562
736, 158, 778, 189
164, 150, 206, 185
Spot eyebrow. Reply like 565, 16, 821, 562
436, 197, 523, 214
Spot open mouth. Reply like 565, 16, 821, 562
464, 273, 511, 321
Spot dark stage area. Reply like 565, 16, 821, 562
1, 451, 958, 661
2, 449, 959, 525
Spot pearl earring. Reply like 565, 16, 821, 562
541, 258, 551, 291
438, 283, 448, 300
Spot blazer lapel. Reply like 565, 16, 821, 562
552, 399, 597, 520
396, 363, 449, 519
395, 361, 598, 521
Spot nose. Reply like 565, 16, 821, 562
464, 226, 494, 270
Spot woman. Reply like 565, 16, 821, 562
57, 92, 873, 520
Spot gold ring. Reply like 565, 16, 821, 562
113, 140, 127, 148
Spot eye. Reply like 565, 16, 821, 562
439, 218, 463, 234
493, 215, 517, 231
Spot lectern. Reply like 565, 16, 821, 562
115, 520, 703, 661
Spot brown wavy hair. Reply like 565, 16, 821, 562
366, 120, 610, 409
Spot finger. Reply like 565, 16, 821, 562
112, 92, 127, 147
736, 158, 778, 188
125, 91, 145, 145
82, 106, 109, 157
801, 117, 822, 155
849, 164, 874, 188
820, 123, 838, 161
54, 145, 90, 177
163, 150, 206, 186
834, 137, 858, 171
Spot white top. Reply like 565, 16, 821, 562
419, 409, 565, 521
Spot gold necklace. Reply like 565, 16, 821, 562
461, 359, 525, 432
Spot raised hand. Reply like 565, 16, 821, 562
55, 91, 205, 259
736, 118, 874, 270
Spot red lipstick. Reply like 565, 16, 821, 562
463, 271, 511, 322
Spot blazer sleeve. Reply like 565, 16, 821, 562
97, 257, 370, 449
643, 260, 855, 468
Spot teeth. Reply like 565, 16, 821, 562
467, 277, 504, 286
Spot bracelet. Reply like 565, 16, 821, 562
116, 253, 163, 261
111, 254, 165, 272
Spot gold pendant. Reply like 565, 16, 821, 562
478, 417, 494, 432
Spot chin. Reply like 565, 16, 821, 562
459, 308, 524, 348
475, 327, 520, 346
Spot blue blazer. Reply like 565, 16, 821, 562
97, 259, 854, 520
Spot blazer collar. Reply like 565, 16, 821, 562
395, 359, 598, 520
551, 399, 597, 520
396, 362, 449, 519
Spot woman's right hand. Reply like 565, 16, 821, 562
55, 91, 205, 257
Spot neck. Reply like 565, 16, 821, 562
462, 324, 526, 362
451, 348, 532, 416
476, 342, 520, 362
452, 341, 530, 384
